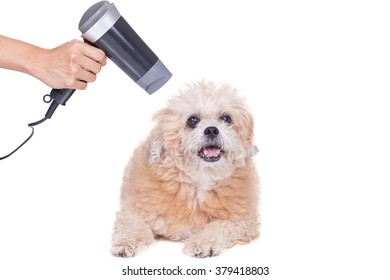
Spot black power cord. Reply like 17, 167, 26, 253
0, 126, 35, 160
0, 88, 74, 160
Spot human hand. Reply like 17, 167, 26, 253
28, 39, 107, 90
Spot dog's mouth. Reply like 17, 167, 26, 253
198, 146, 224, 162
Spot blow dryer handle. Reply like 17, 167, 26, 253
49, 88, 76, 106
44, 88, 76, 119
28, 88, 76, 127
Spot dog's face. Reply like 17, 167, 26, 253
149, 81, 257, 181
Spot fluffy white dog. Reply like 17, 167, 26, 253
111, 80, 260, 257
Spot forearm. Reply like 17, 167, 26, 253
0, 35, 43, 76
0, 35, 106, 89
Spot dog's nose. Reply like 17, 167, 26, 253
204, 126, 219, 139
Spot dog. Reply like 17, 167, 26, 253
111, 80, 260, 257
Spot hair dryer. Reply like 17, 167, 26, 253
1, 1, 171, 160
29, 0, 172, 127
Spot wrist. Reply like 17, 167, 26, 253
22, 45, 47, 78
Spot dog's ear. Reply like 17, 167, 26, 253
235, 108, 255, 146
247, 145, 259, 158
149, 133, 164, 165
232, 107, 259, 159
148, 108, 172, 165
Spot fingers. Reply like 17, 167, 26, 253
80, 41, 107, 67
77, 68, 96, 83
67, 40, 107, 90
70, 65, 97, 90
73, 80, 88, 90
78, 55, 104, 75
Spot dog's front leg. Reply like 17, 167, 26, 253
183, 218, 259, 258
111, 207, 154, 257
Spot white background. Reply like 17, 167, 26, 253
1, 0, 390, 279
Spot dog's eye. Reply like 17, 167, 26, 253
187, 115, 200, 128
220, 114, 232, 124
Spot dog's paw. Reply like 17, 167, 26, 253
111, 241, 148, 258
184, 245, 215, 258
183, 236, 225, 258
111, 245, 135, 258
111, 209, 155, 258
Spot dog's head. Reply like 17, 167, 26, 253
149, 81, 257, 180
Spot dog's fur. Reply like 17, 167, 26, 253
111, 80, 260, 257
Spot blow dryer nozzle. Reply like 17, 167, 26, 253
136, 60, 172, 94
79, 1, 172, 94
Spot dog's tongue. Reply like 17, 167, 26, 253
204, 147, 220, 157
